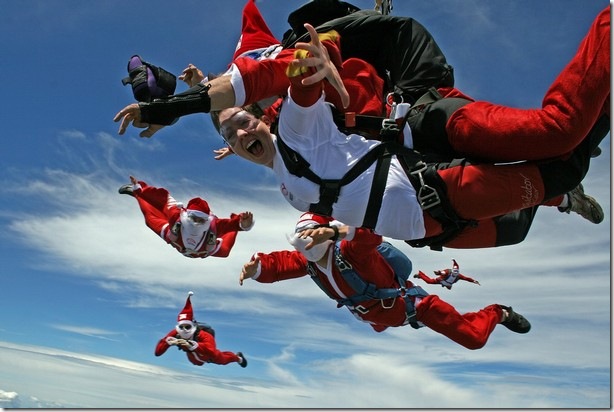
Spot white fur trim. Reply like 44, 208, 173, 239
250, 253, 263, 280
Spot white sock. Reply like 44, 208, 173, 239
558, 194, 570, 209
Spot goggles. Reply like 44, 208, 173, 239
178, 323, 194, 330
186, 211, 208, 225
219, 110, 259, 146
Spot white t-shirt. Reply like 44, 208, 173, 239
274, 91, 426, 241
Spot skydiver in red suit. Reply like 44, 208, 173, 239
155, 291, 247, 367
119, 176, 254, 258
413, 259, 480, 290
239, 212, 530, 350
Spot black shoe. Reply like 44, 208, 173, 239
237, 352, 247, 368
499, 305, 531, 334
118, 184, 134, 197
591, 146, 602, 158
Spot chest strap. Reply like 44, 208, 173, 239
277, 133, 421, 228
307, 244, 428, 329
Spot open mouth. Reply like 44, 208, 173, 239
246, 139, 263, 156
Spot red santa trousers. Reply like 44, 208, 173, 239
416, 295, 502, 350
446, 6, 610, 162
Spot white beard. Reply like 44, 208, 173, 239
180, 211, 211, 251
175, 321, 196, 339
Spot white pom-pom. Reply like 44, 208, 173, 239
187, 291, 194, 297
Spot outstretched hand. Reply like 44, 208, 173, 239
213, 147, 234, 160
240, 255, 260, 285
294, 23, 349, 109
179, 64, 206, 88
240, 211, 254, 229
113, 103, 165, 138
297, 226, 335, 250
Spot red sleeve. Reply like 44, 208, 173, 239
208, 214, 242, 258
234, 49, 296, 105
236, 42, 384, 116
458, 273, 478, 283
255, 250, 310, 283
213, 214, 242, 234
210, 231, 239, 258
154, 329, 177, 356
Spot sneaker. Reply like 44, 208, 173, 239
118, 184, 134, 197
237, 352, 248, 368
558, 183, 604, 224
499, 305, 531, 334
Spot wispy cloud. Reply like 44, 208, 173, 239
49, 324, 124, 341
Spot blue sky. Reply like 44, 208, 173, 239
0, 0, 610, 408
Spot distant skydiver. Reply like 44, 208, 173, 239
239, 212, 531, 350
155, 291, 248, 367
119, 176, 254, 258
413, 259, 480, 290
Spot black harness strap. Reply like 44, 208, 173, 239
276, 135, 399, 221
275, 90, 476, 248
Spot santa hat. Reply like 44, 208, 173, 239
233, 0, 280, 60
295, 212, 333, 232
177, 291, 195, 324
185, 198, 210, 219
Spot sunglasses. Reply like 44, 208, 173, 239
178, 324, 193, 330
219, 110, 259, 147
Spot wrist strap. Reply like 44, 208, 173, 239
330, 224, 339, 242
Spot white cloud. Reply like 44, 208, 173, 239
2, 128, 610, 407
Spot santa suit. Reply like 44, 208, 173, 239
251, 228, 503, 349
228, 6, 609, 164
155, 329, 240, 366
414, 270, 479, 290
132, 180, 251, 258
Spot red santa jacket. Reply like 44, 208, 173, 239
155, 329, 239, 366
134, 182, 247, 258
252, 228, 413, 331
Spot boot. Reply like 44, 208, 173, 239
558, 183, 604, 224
499, 305, 531, 334
118, 184, 135, 197
237, 352, 248, 368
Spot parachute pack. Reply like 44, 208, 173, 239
121, 55, 177, 102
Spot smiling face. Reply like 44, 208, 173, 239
217, 107, 276, 168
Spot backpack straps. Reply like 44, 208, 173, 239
307, 243, 428, 328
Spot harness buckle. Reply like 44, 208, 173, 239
335, 253, 353, 271
353, 305, 369, 314
409, 161, 428, 176
380, 118, 399, 133
418, 184, 441, 210
380, 297, 396, 309
409, 162, 441, 211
